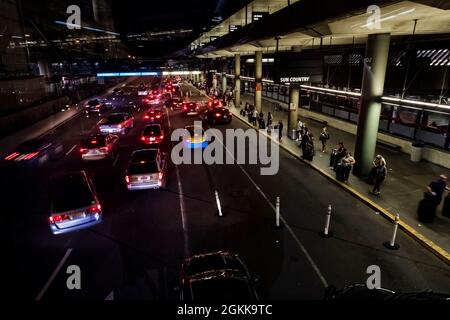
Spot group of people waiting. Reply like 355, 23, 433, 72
329, 142, 356, 183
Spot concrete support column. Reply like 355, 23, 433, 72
234, 54, 241, 107
353, 33, 391, 177
222, 73, 227, 93
254, 51, 263, 112
288, 85, 299, 138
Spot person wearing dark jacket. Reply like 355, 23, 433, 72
278, 120, 284, 142
426, 175, 450, 206
371, 163, 387, 195
302, 133, 315, 161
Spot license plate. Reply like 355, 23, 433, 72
70, 212, 86, 220
139, 176, 150, 181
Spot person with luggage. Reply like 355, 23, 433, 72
319, 127, 330, 153
337, 152, 356, 182
267, 112, 273, 128
295, 119, 304, 142
426, 175, 450, 207
302, 133, 315, 161
370, 162, 387, 196
278, 120, 284, 142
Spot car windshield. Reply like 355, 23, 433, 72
144, 126, 161, 136
51, 174, 95, 213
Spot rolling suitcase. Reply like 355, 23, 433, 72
336, 164, 346, 182
443, 194, 450, 218
417, 198, 437, 223
329, 150, 337, 167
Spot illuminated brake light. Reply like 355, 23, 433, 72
125, 175, 130, 184
159, 135, 164, 140
100, 147, 109, 152
144, 115, 149, 119
80, 148, 88, 154
4, 152, 20, 161
23, 152, 39, 160
118, 124, 122, 129
156, 115, 161, 119
158, 172, 163, 181
49, 214, 69, 224
141, 136, 146, 141
215, 113, 221, 117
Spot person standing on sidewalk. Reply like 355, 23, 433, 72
267, 112, 273, 128
319, 127, 330, 152
252, 109, 258, 127
339, 152, 356, 182
368, 155, 387, 185
371, 162, 387, 196
426, 175, 450, 207
278, 120, 284, 142
295, 119, 304, 141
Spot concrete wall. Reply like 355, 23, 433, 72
298, 107, 450, 169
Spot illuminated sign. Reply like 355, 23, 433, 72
280, 77, 310, 83
229, 25, 240, 32
252, 12, 269, 22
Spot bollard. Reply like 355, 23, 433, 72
215, 190, 223, 217
276, 197, 280, 227
319, 205, 333, 238
383, 214, 400, 250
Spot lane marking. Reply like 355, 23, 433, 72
214, 134, 329, 288
96, 119, 103, 126
65, 144, 77, 156
35, 248, 73, 300
112, 154, 120, 167
166, 108, 190, 258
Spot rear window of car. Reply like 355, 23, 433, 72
51, 174, 96, 213
189, 277, 253, 301
108, 114, 126, 123
129, 161, 159, 175
185, 254, 243, 276
144, 126, 161, 136
85, 136, 106, 147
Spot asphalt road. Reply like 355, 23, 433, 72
1, 78, 449, 300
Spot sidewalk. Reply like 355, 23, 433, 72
233, 93, 450, 263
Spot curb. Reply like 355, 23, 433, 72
231, 109, 450, 266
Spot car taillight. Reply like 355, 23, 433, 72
141, 136, 146, 141
49, 214, 69, 224
79, 148, 88, 154
144, 115, 149, 119
159, 135, 164, 140
215, 113, 221, 117
156, 115, 161, 119
100, 147, 109, 152
158, 172, 163, 181
196, 106, 200, 110
183, 106, 187, 110
87, 204, 101, 214
118, 124, 122, 129
125, 175, 130, 184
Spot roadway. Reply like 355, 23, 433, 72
1, 78, 449, 300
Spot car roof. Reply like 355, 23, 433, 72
183, 251, 245, 277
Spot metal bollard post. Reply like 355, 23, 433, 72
383, 214, 400, 250
319, 205, 333, 238
276, 197, 280, 227
215, 190, 223, 217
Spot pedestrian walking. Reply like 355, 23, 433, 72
371, 162, 387, 195
267, 112, 273, 127
278, 120, 284, 142
368, 155, 387, 185
252, 109, 258, 126
319, 127, 330, 152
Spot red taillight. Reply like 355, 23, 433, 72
196, 106, 200, 110
125, 175, 130, 184
118, 124, 122, 129
87, 204, 101, 214
144, 115, 150, 119
183, 106, 187, 110
23, 152, 39, 160
4, 152, 20, 161
215, 113, 221, 117
49, 214, 69, 224
79, 148, 88, 154
158, 172, 163, 181
141, 136, 146, 141
156, 115, 161, 119
159, 135, 164, 140
100, 146, 109, 152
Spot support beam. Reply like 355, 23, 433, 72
353, 33, 391, 178
222, 72, 227, 93
234, 54, 241, 107
288, 85, 299, 138
254, 51, 263, 112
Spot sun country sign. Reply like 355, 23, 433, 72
279, 76, 310, 83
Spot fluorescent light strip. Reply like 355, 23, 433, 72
55, 21, 120, 36
300, 85, 450, 110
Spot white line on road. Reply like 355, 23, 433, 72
214, 135, 329, 288
112, 154, 120, 167
166, 108, 190, 258
35, 248, 73, 300
96, 119, 103, 126
65, 144, 78, 156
